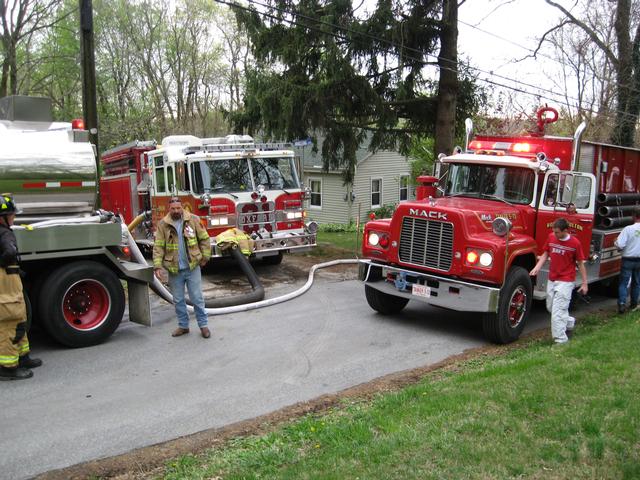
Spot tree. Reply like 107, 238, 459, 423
0, 0, 64, 97
542, 0, 640, 146
231, 0, 484, 182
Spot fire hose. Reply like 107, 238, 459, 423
123, 220, 359, 315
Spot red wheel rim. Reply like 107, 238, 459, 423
508, 286, 527, 327
62, 280, 111, 331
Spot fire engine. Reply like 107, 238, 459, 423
100, 135, 317, 264
0, 95, 153, 348
359, 106, 640, 343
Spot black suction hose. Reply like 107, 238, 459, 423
185, 246, 265, 308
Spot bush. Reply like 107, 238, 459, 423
366, 203, 397, 220
318, 223, 359, 233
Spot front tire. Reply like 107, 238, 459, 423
38, 261, 126, 347
262, 252, 284, 265
483, 266, 532, 344
365, 285, 409, 314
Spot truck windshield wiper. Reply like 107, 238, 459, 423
480, 193, 513, 206
446, 192, 479, 198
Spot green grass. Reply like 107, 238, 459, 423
305, 231, 361, 257
158, 313, 640, 480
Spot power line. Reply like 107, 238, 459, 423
216, 0, 638, 125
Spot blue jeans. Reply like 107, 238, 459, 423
618, 258, 640, 306
168, 266, 208, 328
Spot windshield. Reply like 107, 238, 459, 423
190, 159, 252, 194
249, 156, 299, 190
445, 164, 535, 205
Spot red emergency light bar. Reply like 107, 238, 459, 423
71, 118, 85, 130
469, 140, 542, 155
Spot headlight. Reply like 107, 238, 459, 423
368, 232, 380, 246
479, 252, 493, 267
286, 211, 303, 219
465, 248, 493, 268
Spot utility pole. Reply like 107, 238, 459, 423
79, 0, 99, 169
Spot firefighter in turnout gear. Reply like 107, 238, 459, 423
153, 196, 212, 338
0, 194, 42, 380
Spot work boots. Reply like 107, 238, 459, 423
19, 354, 43, 369
0, 366, 33, 381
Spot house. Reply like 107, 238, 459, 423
296, 138, 414, 225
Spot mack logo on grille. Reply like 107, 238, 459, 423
408, 208, 447, 220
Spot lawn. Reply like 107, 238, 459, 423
304, 230, 362, 257
158, 312, 640, 480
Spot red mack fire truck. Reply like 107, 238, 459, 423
100, 135, 317, 264
360, 107, 640, 343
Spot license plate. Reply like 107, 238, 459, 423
412, 284, 431, 298
241, 213, 272, 225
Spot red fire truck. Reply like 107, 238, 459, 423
359, 107, 640, 343
101, 135, 317, 264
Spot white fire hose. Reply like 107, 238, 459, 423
14, 213, 359, 315
124, 227, 359, 315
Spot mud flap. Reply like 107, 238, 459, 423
128, 280, 151, 326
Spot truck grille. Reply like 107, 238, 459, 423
399, 217, 454, 271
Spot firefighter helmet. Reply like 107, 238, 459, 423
0, 194, 21, 216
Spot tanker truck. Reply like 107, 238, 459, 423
359, 106, 640, 344
0, 95, 152, 348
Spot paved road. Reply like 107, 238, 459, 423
0, 273, 614, 480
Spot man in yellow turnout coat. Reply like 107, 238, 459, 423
0, 194, 42, 380
153, 197, 212, 338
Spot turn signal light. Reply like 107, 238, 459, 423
466, 251, 479, 264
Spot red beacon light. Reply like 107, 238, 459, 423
71, 118, 85, 130
251, 191, 259, 201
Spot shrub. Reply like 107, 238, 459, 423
366, 203, 397, 220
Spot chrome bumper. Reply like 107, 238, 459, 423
211, 232, 316, 258
359, 260, 500, 313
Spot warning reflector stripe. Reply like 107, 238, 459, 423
22, 181, 96, 189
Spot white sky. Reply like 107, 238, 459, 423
458, 0, 579, 112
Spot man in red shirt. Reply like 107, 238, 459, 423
530, 218, 588, 344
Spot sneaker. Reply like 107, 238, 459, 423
618, 304, 627, 314
631, 303, 639, 312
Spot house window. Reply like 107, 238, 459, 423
309, 178, 322, 209
371, 178, 382, 208
400, 175, 409, 201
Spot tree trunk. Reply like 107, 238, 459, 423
611, 0, 635, 146
434, 0, 458, 157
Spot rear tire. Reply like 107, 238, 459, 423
483, 266, 532, 344
38, 261, 126, 347
365, 285, 409, 314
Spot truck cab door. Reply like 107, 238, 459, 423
536, 171, 596, 257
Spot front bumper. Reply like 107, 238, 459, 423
359, 260, 500, 313
211, 231, 316, 258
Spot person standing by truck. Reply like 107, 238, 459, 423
153, 196, 212, 338
0, 194, 42, 380
530, 218, 588, 344
614, 207, 640, 314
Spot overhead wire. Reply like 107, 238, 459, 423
214, 0, 639, 125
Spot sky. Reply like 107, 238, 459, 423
457, 0, 583, 113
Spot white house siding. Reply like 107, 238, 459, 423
302, 171, 351, 225
351, 151, 413, 223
